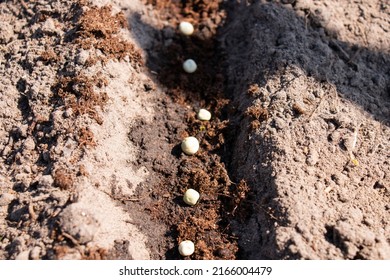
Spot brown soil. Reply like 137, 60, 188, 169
0, 0, 389, 260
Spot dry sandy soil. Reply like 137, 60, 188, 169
0, 0, 389, 260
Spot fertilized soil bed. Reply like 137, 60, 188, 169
0, 0, 389, 260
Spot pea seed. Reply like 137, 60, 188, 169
181, 136, 199, 155
183, 59, 197, 73
178, 240, 195, 256
183, 188, 200, 206
179, 21, 194, 36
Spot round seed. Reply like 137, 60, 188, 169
179, 21, 194, 36
183, 188, 200, 206
181, 136, 199, 155
183, 59, 197, 73
178, 240, 195, 256
197, 109, 211, 121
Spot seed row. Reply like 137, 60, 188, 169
177, 21, 212, 258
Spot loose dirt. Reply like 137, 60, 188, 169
0, 0, 389, 260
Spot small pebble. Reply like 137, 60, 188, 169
178, 240, 195, 257
306, 149, 319, 166
0, 22, 15, 44
181, 136, 199, 155
23, 137, 35, 150
179, 21, 194, 36
22, 166, 31, 174
29, 246, 41, 260
38, 175, 54, 188
183, 59, 197, 73
15, 250, 30, 260
183, 189, 200, 206
64, 108, 73, 118
0, 193, 15, 206
197, 109, 211, 121
76, 49, 90, 65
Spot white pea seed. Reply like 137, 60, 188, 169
181, 136, 199, 155
183, 188, 200, 206
178, 240, 195, 256
183, 59, 197, 73
197, 109, 211, 121
179, 21, 194, 36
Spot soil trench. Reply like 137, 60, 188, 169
127, 0, 249, 259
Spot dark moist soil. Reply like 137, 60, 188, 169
127, 0, 249, 259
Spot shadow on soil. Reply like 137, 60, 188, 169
127, 0, 389, 259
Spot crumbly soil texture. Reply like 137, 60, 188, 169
0, 0, 389, 260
